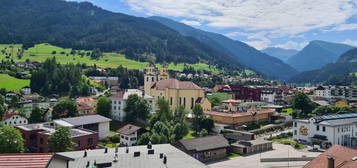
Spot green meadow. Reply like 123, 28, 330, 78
0, 73, 30, 91
0, 43, 219, 73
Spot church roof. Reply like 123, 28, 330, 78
152, 79, 202, 90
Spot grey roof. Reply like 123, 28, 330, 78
232, 139, 272, 148
52, 144, 208, 168
179, 135, 229, 152
61, 115, 111, 126
319, 118, 357, 126
117, 124, 142, 135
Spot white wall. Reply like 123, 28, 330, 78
98, 122, 110, 139
4, 115, 28, 126
120, 132, 138, 146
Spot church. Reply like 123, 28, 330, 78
144, 65, 211, 112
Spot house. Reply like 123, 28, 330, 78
5, 91, 20, 101
21, 94, 41, 103
230, 139, 273, 155
205, 109, 274, 126
221, 99, 242, 112
2, 112, 28, 126
314, 86, 332, 99
0, 153, 52, 168
109, 89, 155, 121
88, 76, 119, 86
229, 85, 261, 101
144, 65, 211, 113
260, 88, 284, 105
54, 115, 112, 139
16, 122, 98, 153
76, 97, 96, 115
21, 99, 58, 118
304, 145, 357, 168
177, 135, 229, 162
21, 86, 31, 95
293, 113, 357, 149
117, 124, 146, 146
46, 144, 208, 168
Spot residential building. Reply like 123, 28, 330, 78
76, 97, 96, 115
88, 76, 119, 86
229, 85, 261, 101
3, 112, 28, 126
21, 98, 58, 118
304, 145, 357, 168
117, 124, 145, 146
293, 113, 357, 149
205, 109, 274, 126
260, 88, 284, 105
53, 115, 111, 139
231, 139, 273, 155
16, 122, 98, 153
109, 89, 155, 121
221, 99, 242, 112
177, 135, 229, 162
330, 86, 357, 101
314, 86, 332, 98
5, 91, 20, 101
20, 86, 31, 95
47, 144, 209, 168
0, 153, 52, 168
144, 65, 211, 112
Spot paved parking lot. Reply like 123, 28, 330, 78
208, 143, 321, 168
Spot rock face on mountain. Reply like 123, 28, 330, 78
289, 48, 357, 84
150, 16, 298, 80
261, 47, 298, 62
286, 40, 355, 72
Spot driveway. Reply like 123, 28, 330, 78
208, 143, 321, 168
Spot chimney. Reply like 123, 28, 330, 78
163, 156, 167, 164
126, 146, 129, 153
104, 148, 108, 153
84, 150, 87, 157
147, 141, 152, 149
160, 153, 164, 159
327, 155, 334, 168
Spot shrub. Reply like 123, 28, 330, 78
109, 135, 121, 143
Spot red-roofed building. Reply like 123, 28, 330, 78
229, 85, 261, 101
304, 145, 357, 168
3, 112, 28, 126
0, 153, 52, 168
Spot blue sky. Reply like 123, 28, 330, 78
72, 0, 357, 50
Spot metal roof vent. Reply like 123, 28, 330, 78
163, 156, 167, 165
84, 150, 87, 157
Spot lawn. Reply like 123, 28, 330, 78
0, 73, 30, 91
207, 92, 233, 102
281, 108, 293, 116
0, 43, 219, 73
226, 153, 240, 159
183, 130, 195, 139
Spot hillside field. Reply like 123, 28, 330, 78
0, 43, 220, 73
0, 73, 30, 91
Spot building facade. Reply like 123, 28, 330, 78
260, 88, 284, 105
3, 112, 28, 126
293, 113, 357, 149
229, 85, 261, 101
109, 89, 155, 121
117, 124, 145, 146
144, 65, 211, 112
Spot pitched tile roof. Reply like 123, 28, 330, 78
3, 112, 19, 120
179, 135, 229, 152
304, 145, 357, 168
117, 124, 142, 135
0, 153, 52, 168
153, 79, 202, 90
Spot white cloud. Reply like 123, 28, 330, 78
124, 0, 357, 37
341, 39, 357, 47
226, 31, 272, 50
181, 20, 202, 26
325, 23, 357, 32
274, 41, 309, 50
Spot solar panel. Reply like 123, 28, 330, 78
319, 113, 357, 121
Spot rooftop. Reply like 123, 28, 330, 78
179, 135, 229, 152
51, 144, 208, 168
117, 124, 142, 135
152, 79, 202, 90
0, 153, 52, 168
16, 123, 96, 137
59, 115, 111, 126
304, 145, 357, 168
205, 109, 274, 118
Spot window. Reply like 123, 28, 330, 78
114, 101, 116, 104
87, 138, 93, 145
130, 137, 136, 141
316, 125, 319, 131
338, 128, 340, 133
179, 97, 182, 105
294, 122, 297, 127
183, 97, 186, 108
294, 130, 297, 135
119, 101, 121, 104
170, 97, 173, 105
151, 77, 154, 82
191, 98, 194, 109
323, 126, 326, 132
40, 138, 44, 144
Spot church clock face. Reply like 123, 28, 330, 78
299, 126, 308, 136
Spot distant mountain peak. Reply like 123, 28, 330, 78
261, 47, 299, 62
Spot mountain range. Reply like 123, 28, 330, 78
286, 40, 355, 72
0, 0, 242, 71
150, 16, 298, 80
261, 47, 299, 62
289, 48, 357, 84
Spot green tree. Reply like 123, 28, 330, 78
174, 105, 186, 123
0, 126, 24, 153
0, 105, 5, 120
96, 96, 111, 118
290, 92, 317, 118
209, 97, 221, 107
0, 95, 4, 105
124, 94, 151, 121
173, 122, 189, 140
156, 99, 172, 122
199, 129, 208, 137
192, 104, 204, 133
199, 116, 214, 132
53, 100, 78, 119
48, 126, 74, 152
29, 107, 44, 123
